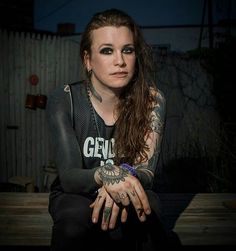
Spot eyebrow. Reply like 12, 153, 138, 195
99, 43, 134, 49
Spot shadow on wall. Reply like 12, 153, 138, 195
154, 50, 235, 193
155, 157, 209, 193
158, 192, 196, 245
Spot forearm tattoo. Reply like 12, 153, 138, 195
135, 135, 161, 175
98, 163, 128, 185
151, 105, 164, 134
135, 104, 164, 176
148, 142, 161, 170
143, 97, 165, 172
135, 163, 154, 179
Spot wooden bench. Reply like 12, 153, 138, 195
0, 192, 236, 247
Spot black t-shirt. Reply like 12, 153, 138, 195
70, 81, 116, 168
47, 81, 117, 194
47, 81, 166, 195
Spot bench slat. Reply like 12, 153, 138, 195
0, 192, 235, 246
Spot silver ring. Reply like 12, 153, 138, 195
120, 193, 128, 200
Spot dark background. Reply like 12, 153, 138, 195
0, 0, 236, 193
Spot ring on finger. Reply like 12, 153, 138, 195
114, 195, 121, 204
120, 193, 128, 200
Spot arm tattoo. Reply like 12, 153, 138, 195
147, 93, 165, 171
135, 138, 161, 175
151, 91, 165, 134
98, 163, 128, 185
134, 91, 165, 186
148, 142, 161, 171
151, 106, 164, 134
135, 163, 154, 181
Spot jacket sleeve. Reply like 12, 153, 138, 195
135, 90, 166, 190
46, 86, 100, 194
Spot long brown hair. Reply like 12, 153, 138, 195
80, 9, 157, 165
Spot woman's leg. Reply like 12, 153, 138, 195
109, 190, 168, 251
49, 192, 99, 251
48, 190, 168, 251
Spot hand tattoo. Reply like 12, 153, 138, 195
98, 163, 128, 185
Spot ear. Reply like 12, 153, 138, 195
83, 50, 91, 71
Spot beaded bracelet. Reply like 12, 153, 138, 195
121, 163, 137, 177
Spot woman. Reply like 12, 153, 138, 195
47, 8, 167, 251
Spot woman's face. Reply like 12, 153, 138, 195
85, 26, 136, 92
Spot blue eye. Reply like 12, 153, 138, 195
100, 47, 113, 54
122, 47, 135, 54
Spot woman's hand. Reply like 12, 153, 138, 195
90, 186, 128, 230
94, 164, 151, 221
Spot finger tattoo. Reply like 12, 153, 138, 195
137, 208, 144, 217
98, 195, 102, 201
104, 207, 112, 223
130, 191, 136, 196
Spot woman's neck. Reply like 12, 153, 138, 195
88, 82, 119, 126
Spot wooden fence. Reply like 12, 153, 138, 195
0, 30, 82, 191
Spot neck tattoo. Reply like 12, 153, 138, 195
88, 82, 102, 103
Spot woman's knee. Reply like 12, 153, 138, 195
145, 190, 162, 216
49, 193, 93, 222
50, 193, 94, 240
53, 217, 91, 240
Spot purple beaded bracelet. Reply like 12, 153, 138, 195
121, 163, 137, 177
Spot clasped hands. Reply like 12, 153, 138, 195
91, 167, 151, 231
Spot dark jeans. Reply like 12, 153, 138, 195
48, 189, 168, 251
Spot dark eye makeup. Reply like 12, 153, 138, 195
100, 47, 113, 54
122, 46, 135, 54
99, 46, 135, 55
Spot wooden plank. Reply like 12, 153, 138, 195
0, 193, 235, 246
159, 193, 236, 246
0, 193, 49, 206
0, 192, 52, 246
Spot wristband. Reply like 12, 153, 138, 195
121, 163, 137, 177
